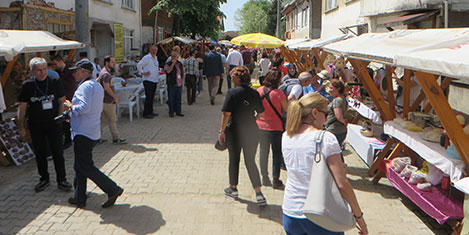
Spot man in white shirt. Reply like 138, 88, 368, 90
226, 45, 243, 90
137, 44, 160, 119
76, 52, 99, 79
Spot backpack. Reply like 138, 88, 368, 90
279, 79, 301, 98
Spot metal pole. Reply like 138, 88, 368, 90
276, 0, 281, 38
75, 0, 89, 55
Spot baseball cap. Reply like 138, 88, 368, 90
70, 60, 94, 72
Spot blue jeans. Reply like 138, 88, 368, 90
283, 214, 344, 235
166, 85, 182, 115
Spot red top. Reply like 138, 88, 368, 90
256, 86, 287, 131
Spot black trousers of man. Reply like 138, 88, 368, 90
63, 121, 72, 145
185, 74, 197, 105
73, 135, 119, 204
29, 121, 66, 182
143, 80, 157, 116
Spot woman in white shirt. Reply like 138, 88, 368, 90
282, 93, 368, 235
258, 52, 271, 85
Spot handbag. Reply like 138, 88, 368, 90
303, 131, 355, 232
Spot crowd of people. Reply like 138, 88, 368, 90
16, 40, 367, 234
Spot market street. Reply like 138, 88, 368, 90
0, 91, 453, 235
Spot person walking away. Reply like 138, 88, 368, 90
256, 69, 288, 189
203, 44, 224, 105
97, 55, 127, 144
325, 79, 348, 156
282, 93, 368, 235
196, 50, 204, 94
218, 66, 267, 206
183, 49, 199, 105
258, 52, 270, 85
226, 45, 243, 90
137, 44, 160, 119
52, 55, 77, 149
65, 61, 123, 208
216, 47, 228, 94
17, 57, 72, 192
164, 50, 185, 117
240, 45, 253, 74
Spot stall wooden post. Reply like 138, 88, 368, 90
385, 65, 396, 118
65, 49, 76, 63
312, 48, 325, 70
403, 69, 411, 118
349, 59, 394, 121
410, 75, 438, 111
293, 50, 305, 71
280, 47, 296, 66
368, 138, 397, 176
415, 72, 469, 167
372, 142, 404, 184
423, 77, 453, 113
1, 55, 19, 88
304, 52, 316, 71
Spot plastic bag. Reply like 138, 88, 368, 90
408, 171, 427, 184
416, 182, 432, 192
400, 165, 417, 179
392, 157, 412, 173
427, 163, 444, 185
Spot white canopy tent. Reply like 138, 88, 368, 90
285, 38, 310, 49
291, 34, 353, 51
0, 30, 85, 61
156, 36, 197, 45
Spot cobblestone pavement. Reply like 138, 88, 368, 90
0, 87, 454, 235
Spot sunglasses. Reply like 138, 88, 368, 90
318, 109, 329, 116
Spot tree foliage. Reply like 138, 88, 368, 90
235, 0, 274, 35
150, 0, 226, 39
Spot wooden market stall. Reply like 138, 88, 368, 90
156, 36, 197, 59
321, 28, 469, 230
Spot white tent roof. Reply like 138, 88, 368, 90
285, 38, 310, 48
157, 36, 197, 45
322, 28, 469, 81
0, 30, 85, 61
291, 34, 353, 50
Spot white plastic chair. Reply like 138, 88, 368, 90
112, 77, 125, 86
116, 87, 139, 122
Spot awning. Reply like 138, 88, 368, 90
0, 30, 85, 61
157, 36, 197, 45
378, 11, 438, 28
285, 38, 311, 49
321, 28, 469, 82
290, 34, 353, 50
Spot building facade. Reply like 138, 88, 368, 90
141, 0, 174, 45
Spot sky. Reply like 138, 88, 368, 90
220, 0, 250, 32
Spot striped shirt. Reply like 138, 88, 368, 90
183, 57, 199, 75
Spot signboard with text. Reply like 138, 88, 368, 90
113, 23, 124, 63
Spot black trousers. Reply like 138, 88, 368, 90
226, 126, 261, 188
143, 81, 157, 116
63, 121, 72, 144
259, 130, 283, 180
185, 74, 197, 104
73, 135, 119, 204
29, 121, 66, 182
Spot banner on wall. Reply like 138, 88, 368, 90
113, 23, 124, 63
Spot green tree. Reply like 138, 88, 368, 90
235, 0, 274, 35
150, 0, 226, 39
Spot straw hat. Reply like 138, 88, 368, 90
317, 70, 330, 80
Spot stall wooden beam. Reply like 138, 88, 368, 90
1, 55, 19, 88
403, 69, 411, 118
312, 48, 325, 70
372, 142, 404, 184
368, 138, 397, 176
304, 52, 316, 71
293, 50, 305, 71
65, 49, 76, 63
423, 77, 453, 113
349, 59, 394, 121
415, 72, 469, 167
385, 66, 396, 118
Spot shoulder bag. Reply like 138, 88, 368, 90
262, 87, 286, 130
302, 131, 355, 232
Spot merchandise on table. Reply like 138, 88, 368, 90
0, 119, 35, 166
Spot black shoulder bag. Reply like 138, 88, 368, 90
262, 87, 286, 130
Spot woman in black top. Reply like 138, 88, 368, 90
218, 66, 267, 206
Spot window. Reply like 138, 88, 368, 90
47, 23, 71, 34
123, 28, 134, 59
325, 0, 338, 12
304, 7, 309, 27
121, 0, 134, 10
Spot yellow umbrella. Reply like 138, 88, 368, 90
230, 33, 285, 48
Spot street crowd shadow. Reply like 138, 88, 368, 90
237, 198, 283, 225
118, 144, 158, 154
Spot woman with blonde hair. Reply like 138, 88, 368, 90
282, 93, 368, 235
218, 66, 267, 206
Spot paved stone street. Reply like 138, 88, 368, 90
0, 88, 454, 235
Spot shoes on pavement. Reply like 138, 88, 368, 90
262, 177, 272, 187
98, 139, 107, 144
224, 186, 239, 199
113, 139, 127, 145
46, 156, 53, 161
58, 180, 72, 191
63, 142, 72, 149
256, 192, 267, 206
143, 115, 154, 119
34, 180, 50, 192
217, 91, 223, 95
176, 113, 184, 117
273, 179, 285, 190
68, 197, 86, 208
169, 113, 174, 118
210, 99, 215, 105
102, 187, 124, 208
151, 113, 159, 117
